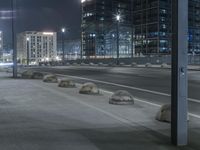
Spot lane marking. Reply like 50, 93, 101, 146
101, 89, 200, 119
54, 73, 200, 104
30, 82, 140, 128
38, 72, 200, 119
101, 89, 161, 107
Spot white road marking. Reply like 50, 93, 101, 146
101, 89, 200, 120
41, 72, 200, 120
55, 74, 200, 104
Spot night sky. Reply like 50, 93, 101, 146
0, 0, 81, 50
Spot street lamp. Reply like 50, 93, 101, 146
11, 0, 17, 78
61, 27, 66, 64
26, 37, 30, 65
116, 14, 120, 65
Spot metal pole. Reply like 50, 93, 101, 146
81, 32, 83, 60
116, 21, 119, 65
12, 0, 17, 78
131, 0, 134, 59
62, 33, 65, 65
27, 40, 29, 66
171, 0, 188, 146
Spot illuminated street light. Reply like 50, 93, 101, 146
61, 28, 66, 33
116, 14, 120, 65
116, 15, 121, 22
61, 27, 66, 64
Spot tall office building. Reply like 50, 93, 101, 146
81, 0, 133, 58
17, 31, 57, 65
188, 0, 200, 54
82, 0, 200, 57
133, 0, 200, 55
0, 31, 3, 61
133, 0, 171, 55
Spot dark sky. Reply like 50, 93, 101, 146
0, 0, 81, 49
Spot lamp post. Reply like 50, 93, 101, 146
11, 0, 17, 78
26, 37, 30, 65
116, 14, 120, 65
61, 28, 66, 65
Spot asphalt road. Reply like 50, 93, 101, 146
30, 66, 200, 116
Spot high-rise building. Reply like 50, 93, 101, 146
188, 0, 200, 54
133, 0, 200, 55
81, 0, 200, 57
17, 31, 57, 65
133, 0, 171, 55
0, 31, 3, 61
81, 0, 133, 58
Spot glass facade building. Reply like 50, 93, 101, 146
189, 0, 200, 54
81, 0, 200, 58
133, 0, 171, 55
81, 0, 133, 58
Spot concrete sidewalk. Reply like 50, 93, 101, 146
0, 72, 200, 150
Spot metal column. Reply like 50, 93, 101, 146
131, 0, 134, 58
116, 21, 119, 65
171, 0, 188, 146
62, 33, 65, 64
26, 39, 29, 66
12, 0, 17, 78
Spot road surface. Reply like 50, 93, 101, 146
29, 66, 200, 116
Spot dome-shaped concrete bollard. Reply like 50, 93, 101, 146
161, 63, 168, 68
145, 63, 152, 67
119, 62, 125, 66
32, 72, 44, 79
155, 104, 189, 123
109, 90, 134, 105
155, 104, 171, 123
80, 63, 86, 66
131, 62, 137, 67
21, 70, 34, 79
43, 74, 58, 83
58, 78, 76, 88
98, 62, 104, 66
79, 82, 100, 95
72, 63, 78, 66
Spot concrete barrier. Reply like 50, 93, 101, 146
58, 78, 76, 88
109, 90, 134, 105
119, 62, 125, 66
21, 70, 34, 79
43, 74, 58, 83
32, 72, 44, 79
155, 104, 171, 123
161, 63, 168, 68
79, 82, 100, 95
145, 63, 152, 67
89, 63, 95, 66
156, 104, 189, 123
131, 62, 137, 67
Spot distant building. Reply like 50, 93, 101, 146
0, 31, 3, 61
81, 0, 132, 58
17, 31, 57, 65
133, 0, 200, 55
81, 0, 200, 58
2, 51, 12, 63
57, 39, 81, 60
188, 0, 200, 54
